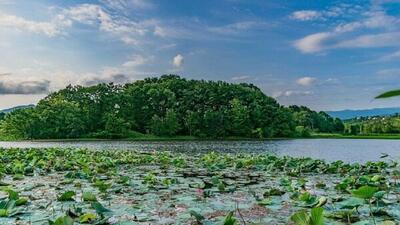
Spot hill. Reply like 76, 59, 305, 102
0, 104, 35, 113
326, 107, 400, 120
0, 75, 343, 140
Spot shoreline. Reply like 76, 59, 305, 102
2, 133, 400, 142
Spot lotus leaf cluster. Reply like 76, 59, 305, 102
0, 148, 398, 224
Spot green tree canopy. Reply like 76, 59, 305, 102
0, 75, 342, 139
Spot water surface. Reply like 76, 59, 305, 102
0, 139, 399, 163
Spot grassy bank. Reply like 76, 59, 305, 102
3, 132, 400, 142
312, 133, 400, 139
0, 134, 291, 142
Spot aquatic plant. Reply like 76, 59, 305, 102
291, 207, 324, 225
0, 147, 398, 224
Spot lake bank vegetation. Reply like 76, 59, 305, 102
343, 114, 400, 136
0, 75, 343, 140
0, 147, 398, 224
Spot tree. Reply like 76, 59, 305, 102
0, 112, 5, 121
150, 109, 180, 136
229, 99, 251, 136
164, 109, 180, 136
102, 111, 130, 138
289, 105, 343, 133
1, 75, 331, 139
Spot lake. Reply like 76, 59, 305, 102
1, 139, 400, 163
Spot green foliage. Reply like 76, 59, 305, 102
91, 201, 111, 215
291, 207, 324, 225
82, 192, 97, 202
351, 186, 378, 199
0, 112, 5, 121
295, 126, 312, 137
375, 89, 400, 99
189, 210, 204, 223
0, 75, 338, 140
79, 213, 97, 223
290, 105, 344, 134
150, 109, 180, 136
338, 197, 364, 209
49, 215, 74, 225
57, 191, 76, 201
222, 211, 238, 225
0, 147, 396, 224
344, 114, 400, 135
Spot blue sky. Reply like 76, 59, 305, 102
1, 0, 400, 111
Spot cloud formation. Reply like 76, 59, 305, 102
0, 3, 163, 46
376, 68, 400, 77
290, 10, 322, 21
208, 21, 268, 35
296, 77, 316, 86
274, 90, 313, 98
172, 54, 184, 67
0, 75, 50, 94
0, 13, 69, 37
293, 2, 400, 53
294, 32, 333, 53
79, 73, 132, 86
231, 75, 251, 81
122, 55, 151, 68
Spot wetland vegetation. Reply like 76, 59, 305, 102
0, 147, 399, 225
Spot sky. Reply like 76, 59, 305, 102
1, 0, 400, 111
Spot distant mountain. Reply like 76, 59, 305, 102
326, 107, 400, 120
0, 104, 35, 113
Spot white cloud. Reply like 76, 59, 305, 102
130, 0, 154, 9
294, 32, 334, 53
293, 2, 400, 54
0, 13, 69, 37
0, 74, 50, 94
378, 50, 400, 61
79, 73, 131, 86
0, 3, 163, 45
336, 32, 400, 48
63, 4, 148, 37
208, 21, 267, 35
122, 54, 151, 67
291, 10, 322, 21
334, 22, 363, 33
274, 90, 313, 98
377, 68, 400, 77
296, 76, 317, 86
321, 78, 340, 85
154, 26, 167, 37
295, 31, 400, 53
120, 36, 139, 45
158, 43, 177, 50
231, 75, 251, 81
103, 0, 154, 10
290, 5, 362, 22
172, 54, 184, 67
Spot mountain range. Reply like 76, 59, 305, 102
326, 107, 400, 120
0, 104, 35, 114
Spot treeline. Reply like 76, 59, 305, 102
344, 114, 400, 135
0, 75, 343, 139
289, 106, 344, 136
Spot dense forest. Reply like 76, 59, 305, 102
289, 105, 344, 136
344, 114, 400, 135
0, 75, 343, 139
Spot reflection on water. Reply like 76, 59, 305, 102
0, 139, 400, 163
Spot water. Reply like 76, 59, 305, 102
0, 139, 399, 163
